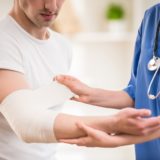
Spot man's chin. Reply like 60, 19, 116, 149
38, 21, 54, 28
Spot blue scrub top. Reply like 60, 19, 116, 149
124, 4, 160, 160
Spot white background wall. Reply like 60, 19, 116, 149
0, 0, 12, 17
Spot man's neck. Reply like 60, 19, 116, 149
9, 10, 49, 40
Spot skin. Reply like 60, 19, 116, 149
56, 75, 160, 146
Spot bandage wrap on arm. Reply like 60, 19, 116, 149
0, 82, 74, 143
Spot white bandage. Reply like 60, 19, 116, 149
0, 82, 74, 143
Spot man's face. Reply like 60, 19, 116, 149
18, 0, 64, 27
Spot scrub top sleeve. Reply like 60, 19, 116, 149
123, 17, 144, 101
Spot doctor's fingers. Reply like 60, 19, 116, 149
56, 76, 89, 98
74, 122, 115, 147
59, 137, 95, 147
62, 122, 106, 146
76, 122, 100, 137
60, 123, 119, 147
71, 95, 91, 103
59, 128, 112, 147
55, 75, 77, 86
59, 122, 99, 145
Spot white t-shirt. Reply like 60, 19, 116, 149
0, 15, 72, 160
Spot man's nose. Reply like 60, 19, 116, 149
44, 0, 58, 12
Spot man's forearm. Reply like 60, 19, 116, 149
54, 113, 116, 140
88, 88, 134, 109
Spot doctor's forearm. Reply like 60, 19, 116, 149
88, 88, 134, 109
117, 127, 160, 146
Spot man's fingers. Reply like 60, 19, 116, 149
131, 109, 151, 118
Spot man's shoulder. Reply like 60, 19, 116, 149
0, 17, 22, 47
0, 30, 15, 44
0, 17, 14, 39
0, 16, 10, 30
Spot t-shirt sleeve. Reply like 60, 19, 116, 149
123, 15, 145, 101
0, 33, 25, 74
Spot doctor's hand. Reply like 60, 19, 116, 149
55, 75, 134, 108
59, 122, 160, 148
55, 75, 94, 103
113, 108, 160, 136
59, 122, 124, 147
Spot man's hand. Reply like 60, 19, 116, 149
0, 70, 30, 102
112, 108, 160, 136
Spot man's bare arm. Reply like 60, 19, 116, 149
54, 113, 116, 140
0, 69, 30, 102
